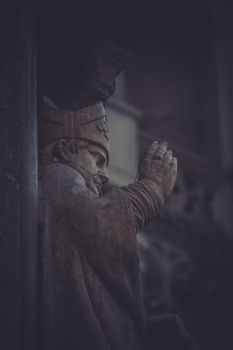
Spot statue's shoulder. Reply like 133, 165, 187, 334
40, 162, 86, 188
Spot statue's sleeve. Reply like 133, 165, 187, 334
42, 164, 164, 234
119, 180, 165, 230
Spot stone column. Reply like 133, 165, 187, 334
0, 7, 38, 350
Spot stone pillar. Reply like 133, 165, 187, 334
0, 7, 38, 350
0, 8, 23, 350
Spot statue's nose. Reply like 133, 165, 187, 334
98, 169, 109, 185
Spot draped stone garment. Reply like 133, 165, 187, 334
39, 163, 147, 350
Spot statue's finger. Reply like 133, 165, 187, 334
171, 157, 177, 172
154, 141, 168, 160
145, 141, 159, 160
164, 150, 173, 166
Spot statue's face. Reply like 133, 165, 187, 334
76, 144, 109, 196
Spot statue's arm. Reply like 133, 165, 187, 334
42, 140, 177, 234
119, 141, 177, 230
119, 179, 165, 231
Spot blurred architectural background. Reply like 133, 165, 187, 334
106, 2, 233, 348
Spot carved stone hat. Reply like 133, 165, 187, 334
39, 97, 110, 162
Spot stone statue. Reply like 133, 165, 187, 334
38, 96, 177, 350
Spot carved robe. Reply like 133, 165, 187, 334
39, 163, 146, 350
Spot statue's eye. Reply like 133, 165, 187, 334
96, 154, 105, 167
96, 155, 101, 162
89, 150, 106, 167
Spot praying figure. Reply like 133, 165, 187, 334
39, 96, 177, 350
